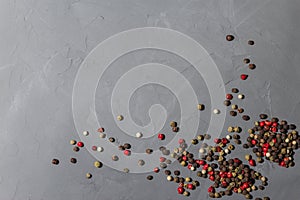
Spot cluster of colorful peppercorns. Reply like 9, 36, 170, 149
242, 114, 299, 168
161, 134, 271, 199
50, 34, 300, 200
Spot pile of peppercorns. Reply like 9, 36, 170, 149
242, 114, 299, 168
160, 133, 271, 199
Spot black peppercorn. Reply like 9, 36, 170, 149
259, 114, 268, 119
226, 35, 235, 41
248, 40, 254, 45
230, 111, 237, 116
243, 58, 250, 64
146, 148, 153, 154
124, 143, 131, 149
224, 100, 231, 106
109, 137, 115, 143
146, 175, 153, 180
73, 146, 80, 152
52, 158, 59, 165
232, 88, 239, 93
174, 170, 180, 176
164, 170, 171, 175
249, 63, 256, 70
70, 158, 77, 164
242, 115, 250, 121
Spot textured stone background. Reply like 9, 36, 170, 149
1, 0, 300, 199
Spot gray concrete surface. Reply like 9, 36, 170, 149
1, 0, 300, 199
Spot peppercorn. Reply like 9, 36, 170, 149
160, 163, 167, 169
70, 140, 76, 145
242, 115, 250, 121
86, 173, 92, 179
170, 121, 177, 127
226, 35, 235, 41
145, 148, 153, 154
197, 135, 204, 141
213, 109, 220, 114
238, 108, 244, 113
240, 74, 248, 80
97, 127, 105, 133
172, 127, 179, 132
243, 58, 250, 64
77, 141, 84, 147
204, 134, 211, 140
123, 168, 129, 173
167, 175, 173, 181
73, 146, 80, 152
52, 159, 59, 165
117, 115, 124, 121
112, 155, 119, 161
234, 139, 241, 145
228, 126, 234, 132
70, 158, 77, 164
109, 137, 115, 143
248, 40, 255, 45
124, 143, 131, 149
230, 111, 237, 116
197, 104, 205, 111
94, 161, 102, 168
191, 139, 198, 145
224, 100, 231, 106
249, 63, 256, 70
146, 175, 153, 180
138, 160, 145, 166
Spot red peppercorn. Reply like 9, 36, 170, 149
249, 159, 256, 166
77, 141, 84, 147
265, 120, 272, 126
271, 127, 277, 132
240, 74, 248, 80
234, 158, 242, 164
263, 143, 269, 148
182, 155, 187, 161
263, 147, 268, 152
198, 160, 205, 165
208, 171, 214, 175
251, 139, 257, 145
222, 181, 228, 187
280, 161, 285, 167
209, 175, 215, 181
272, 138, 277, 143
203, 164, 209, 170
124, 150, 131, 156
207, 186, 215, 193
284, 157, 289, 162
226, 94, 233, 100
187, 184, 194, 190
221, 138, 229, 145
259, 121, 265, 127
227, 172, 232, 178
242, 182, 249, 189
158, 133, 165, 140
215, 146, 222, 152
214, 138, 221, 144
177, 187, 184, 194
233, 188, 238, 193
272, 122, 278, 127
178, 138, 185, 144
187, 164, 192, 170
154, 167, 160, 173
91, 146, 97, 151
160, 157, 166, 162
